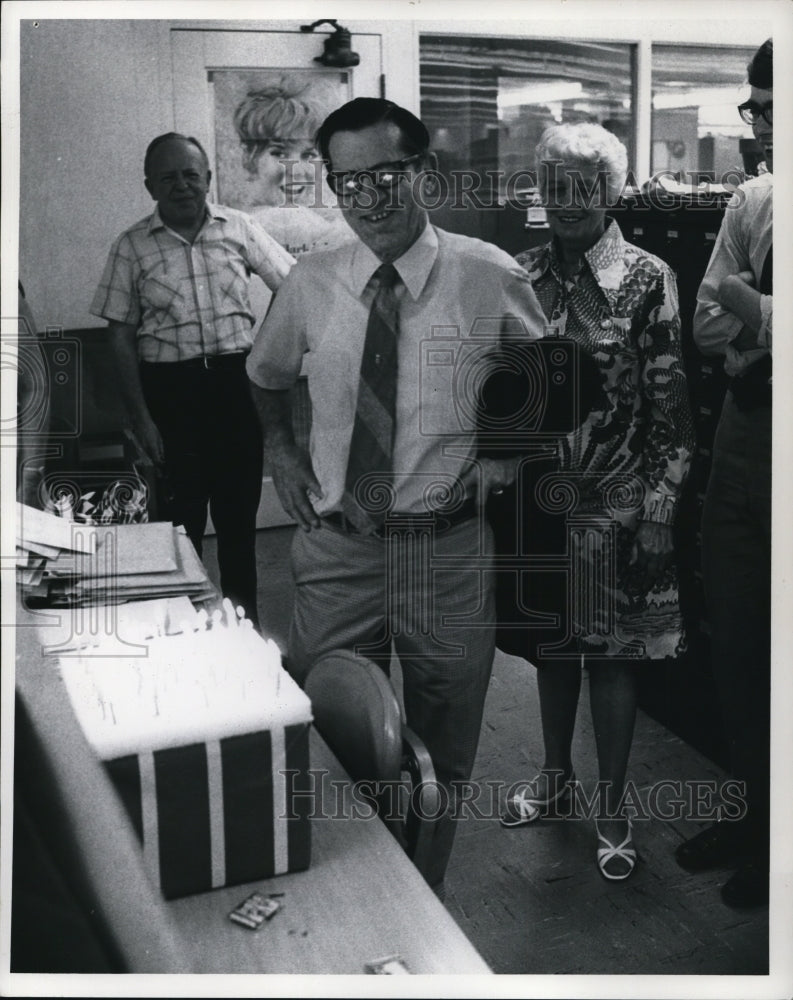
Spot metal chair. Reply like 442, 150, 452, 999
304, 649, 442, 879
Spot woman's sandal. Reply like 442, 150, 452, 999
500, 771, 576, 827
595, 820, 637, 881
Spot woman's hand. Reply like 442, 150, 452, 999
630, 521, 674, 590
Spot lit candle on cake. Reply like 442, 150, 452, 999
57, 603, 310, 760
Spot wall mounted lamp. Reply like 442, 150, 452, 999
300, 19, 360, 68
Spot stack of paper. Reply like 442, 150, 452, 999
16, 502, 96, 591
16, 504, 216, 607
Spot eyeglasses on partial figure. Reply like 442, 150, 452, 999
737, 100, 773, 126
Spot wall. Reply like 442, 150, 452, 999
19, 20, 172, 330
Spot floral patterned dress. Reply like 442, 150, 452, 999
514, 220, 694, 659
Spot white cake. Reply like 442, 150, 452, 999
58, 599, 312, 759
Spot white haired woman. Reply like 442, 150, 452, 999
500, 122, 694, 880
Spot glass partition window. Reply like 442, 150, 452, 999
651, 44, 761, 182
420, 35, 634, 203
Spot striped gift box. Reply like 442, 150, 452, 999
105, 724, 311, 899
57, 606, 313, 900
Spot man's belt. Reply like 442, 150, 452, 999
322, 496, 479, 539
140, 352, 248, 371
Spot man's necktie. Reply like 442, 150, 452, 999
341, 263, 401, 533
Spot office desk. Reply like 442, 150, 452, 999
166, 731, 488, 974
13, 605, 490, 976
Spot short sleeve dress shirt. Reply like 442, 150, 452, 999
246, 223, 547, 515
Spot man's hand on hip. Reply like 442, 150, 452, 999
270, 444, 323, 531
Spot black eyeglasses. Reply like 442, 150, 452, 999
327, 154, 422, 198
737, 100, 773, 126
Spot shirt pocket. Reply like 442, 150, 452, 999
203, 243, 249, 313
139, 264, 186, 323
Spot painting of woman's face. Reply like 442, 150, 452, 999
212, 70, 348, 213
245, 136, 322, 208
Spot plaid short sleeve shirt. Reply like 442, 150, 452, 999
90, 203, 295, 362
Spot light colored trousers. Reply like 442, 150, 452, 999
289, 516, 496, 888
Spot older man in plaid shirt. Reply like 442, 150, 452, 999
91, 132, 294, 625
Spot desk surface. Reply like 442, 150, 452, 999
168, 731, 488, 975
13, 603, 490, 976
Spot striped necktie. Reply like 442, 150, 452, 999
341, 263, 401, 533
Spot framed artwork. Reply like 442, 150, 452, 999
211, 69, 354, 258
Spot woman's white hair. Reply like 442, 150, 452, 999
535, 122, 628, 203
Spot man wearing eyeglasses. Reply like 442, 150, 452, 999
247, 97, 546, 895
676, 39, 773, 909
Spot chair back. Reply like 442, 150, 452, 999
305, 650, 402, 784
305, 650, 441, 878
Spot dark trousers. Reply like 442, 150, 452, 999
702, 392, 771, 856
140, 355, 262, 626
